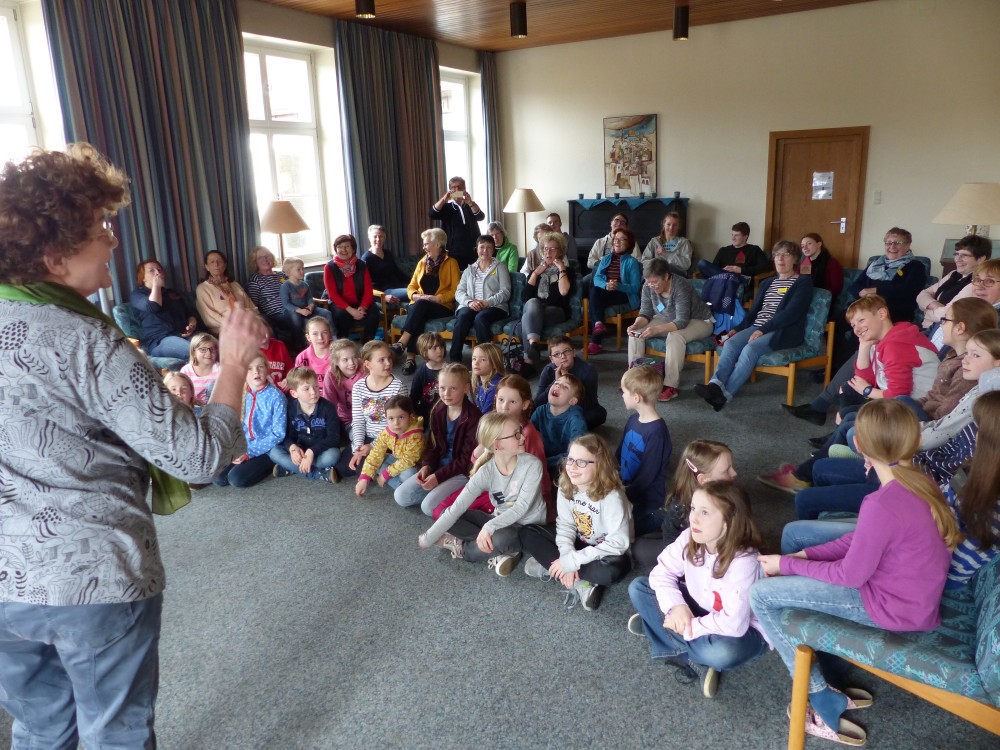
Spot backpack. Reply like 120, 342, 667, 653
502, 323, 536, 379
701, 273, 746, 335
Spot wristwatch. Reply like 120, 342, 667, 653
862, 385, 874, 398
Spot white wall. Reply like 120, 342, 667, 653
495, 0, 1000, 269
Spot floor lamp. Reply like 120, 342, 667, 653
260, 200, 309, 262
503, 188, 545, 256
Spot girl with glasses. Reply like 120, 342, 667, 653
518, 433, 633, 611
418, 411, 545, 577
181, 332, 220, 404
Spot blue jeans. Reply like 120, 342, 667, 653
794, 458, 874, 520
366, 454, 419, 489
0, 594, 162, 749
287, 306, 332, 335
895, 395, 931, 421
213, 454, 275, 488
781, 519, 859, 554
710, 327, 775, 400
393, 473, 468, 516
147, 335, 190, 360
750, 576, 875, 692
628, 577, 768, 670
269, 445, 342, 481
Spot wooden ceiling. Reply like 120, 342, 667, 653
258, 0, 876, 52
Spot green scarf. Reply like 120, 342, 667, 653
0, 281, 191, 515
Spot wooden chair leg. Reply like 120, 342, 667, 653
788, 645, 813, 750
582, 301, 590, 361
786, 363, 797, 405
615, 313, 623, 351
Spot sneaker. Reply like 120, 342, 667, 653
808, 432, 834, 449
694, 664, 719, 698
828, 444, 861, 460
587, 341, 604, 355
328, 467, 340, 484
487, 552, 521, 577
523, 556, 550, 580
402, 358, 417, 375
272, 465, 290, 478
627, 612, 645, 636
693, 381, 727, 411
574, 579, 603, 611
593, 321, 607, 336
437, 533, 464, 559
658, 386, 679, 402
757, 464, 811, 494
659, 654, 699, 685
781, 402, 827, 426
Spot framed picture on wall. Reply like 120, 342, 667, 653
604, 114, 656, 197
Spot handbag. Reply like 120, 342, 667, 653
502, 323, 536, 379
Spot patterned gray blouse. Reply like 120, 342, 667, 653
0, 300, 245, 606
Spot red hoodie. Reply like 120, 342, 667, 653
855, 322, 938, 399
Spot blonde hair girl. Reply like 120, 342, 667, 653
471, 342, 504, 414
180, 332, 220, 404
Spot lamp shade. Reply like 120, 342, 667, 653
355, 0, 376, 19
503, 188, 545, 214
260, 200, 309, 235
932, 183, 1000, 227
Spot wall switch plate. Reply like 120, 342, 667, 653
873, 190, 882, 205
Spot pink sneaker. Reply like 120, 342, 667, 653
587, 341, 604, 355
757, 464, 811, 494
593, 321, 607, 336
658, 386, 679, 402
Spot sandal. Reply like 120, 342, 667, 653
834, 686, 873, 710
787, 704, 867, 746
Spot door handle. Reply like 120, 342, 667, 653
829, 217, 847, 234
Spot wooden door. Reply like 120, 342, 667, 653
764, 127, 869, 269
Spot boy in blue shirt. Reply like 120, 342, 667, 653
531, 373, 587, 475
269, 366, 342, 483
617, 366, 672, 536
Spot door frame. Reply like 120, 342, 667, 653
764, 126, 870, 268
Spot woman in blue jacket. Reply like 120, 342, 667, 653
695, 240, 813, 410
589, 227, 643, 355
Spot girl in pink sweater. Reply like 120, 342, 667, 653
627, 481, 769, 699
751, 399, 960, 745
321, 338, 362, 427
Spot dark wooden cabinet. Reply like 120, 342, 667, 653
567, 197, 689, 263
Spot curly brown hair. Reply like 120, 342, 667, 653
0, 143, 129, 284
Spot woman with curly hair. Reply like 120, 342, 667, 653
0, 143, 265, 746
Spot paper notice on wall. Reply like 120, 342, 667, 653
812, 172, 834, 200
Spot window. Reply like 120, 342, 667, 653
244, 44, 328, 262
0, 6, 39, 165
440, 68, 486, 214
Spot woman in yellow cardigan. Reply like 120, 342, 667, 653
390, 227, 460, 374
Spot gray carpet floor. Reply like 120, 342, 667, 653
1, 350, 996, 749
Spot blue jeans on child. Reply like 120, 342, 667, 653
0, 594, 162, 749
269, 445, 342, 481
710, 327, 775, 401
794, 458, 874, 521
751, 576, 876, 692
367, 454, 419, 489
628, 577, 768, 670
781, 519, 859, 554
394, 473, 468, 516
213, 454, 275, 488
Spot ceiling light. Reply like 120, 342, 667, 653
510, 2, 527, 38
355, 0, 375, 19
673, 3, 689, 41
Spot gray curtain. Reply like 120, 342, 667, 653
42, 0, 258, 297
336, 21, 445, 258
480, 51, 504, 223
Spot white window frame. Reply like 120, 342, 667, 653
0, 4, 40, 162
244, 42, 329, 263
440, 70, 474, 195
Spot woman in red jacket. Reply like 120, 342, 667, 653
323, 234, 380, 341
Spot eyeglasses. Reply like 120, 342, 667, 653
973, 277, 998, 288
884, 240, 907, 247
939, 317, 953, 324
564, 457, 597, 468
549, 349, 573, 359
498, 428, 523, 441
953, 252, 976, 261
196, 346, 218, 354
86, 221, 115, 243
772, 251, 794, 258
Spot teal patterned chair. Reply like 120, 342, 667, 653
501, 274, 590, 358
750, 288, 834, 405
781, 554, 1000, 749
112, 303, 185, 372
640, 277, 716, 384
442, 272, 525, 349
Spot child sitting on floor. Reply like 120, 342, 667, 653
322, 338, 362, 428
180, 332, 219, 404
531, 373, 587, 475
163, 371, 198, 412
519, 433, 633, 611
617, 366, 673, 537
355, 395, 424, 497
627, 481, 769, 699
294, 315, 334, 381
409, 332, 446, 424
471, 342, 504, 414
269, 366, 342, 483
